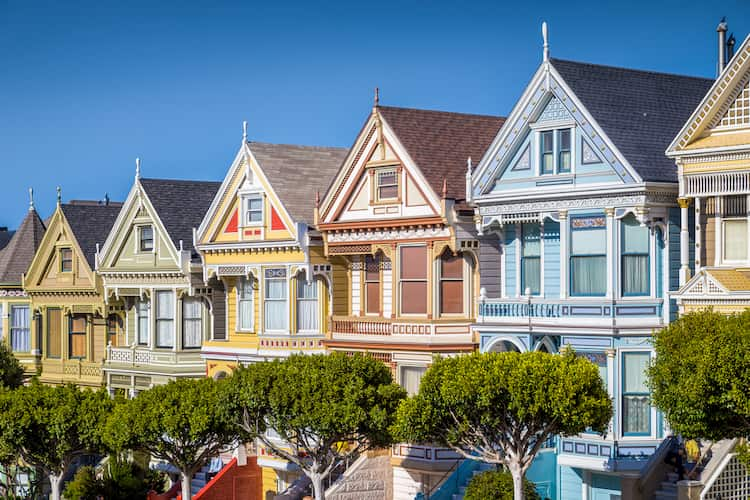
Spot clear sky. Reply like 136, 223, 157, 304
1, 0, 748, 227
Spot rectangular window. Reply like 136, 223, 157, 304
724, 219, 748, 261
69, 315, 87, 359
182, 298, 202, 348
10, 305, 29, 353
107, 314, 120, 348
376, 169, 399, 201
155, 291, 174, 348
622, 216, 650, 296
139, 226, 154, 252
264, 269, 288, 331
570, 218, 607, 296
440, 254, 463, 314
246, 195, 263, 224
622, 352, 651, 436
400, 365, 427, 396
558, 129, 571, 173
297, 276, 319, 332
136, 299, 149, 345
47, 308, 62, 358
521, 224, 541, 295
400, 246, 427, 315
60, 248, 73, 272
540, 131, 554, 174
237, 277, 254, 331
365, 255, 381, 315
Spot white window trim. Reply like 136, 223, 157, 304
136, 298, 150, 347
363, 255, 381, 317
236, 276, 254, 333
154, 290, 175, 349
374, 167, 399, 203
398, 363, 428, 396
136, 224, 156, 254
181, 296, 203, 349
719, 215, 750, 266
533, 123, 577, 177
438, 253, 467, 317
517, 222, 545, 298
240, 190, 264, 228
617, 348, 657, 441
615, 215, 655, 300
296, 276, 320, 334
263, 270, 289, 333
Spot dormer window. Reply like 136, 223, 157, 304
539, 128, 572, 175
60, 248, 73, 272
376, 169, 398, 201
139, 225, 154, 252
245, 195, 263, 225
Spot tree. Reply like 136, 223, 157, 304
465, 470, 541, 500
394, 350, 612, 500
105, 378, 239, 500
649, 310, 750, 441
0, 342, 24, 389
225, 353, 406, 500
0, 382, 113, 500
63, 454, 167, 500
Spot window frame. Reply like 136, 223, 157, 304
520, 223, 542, 296
182, 297, 203, 349
244, 194, 264, 226
722, 218, 749, 263
439, 252, 464, 315
263, 268, 288, 333
621, 216, 651, 297
399, 245, 428, 316
139, 225, 154, 253
399, 364, 427, 396
558, 129, 572, 173
106, 314, 121, 348
236, 276, 254, 332
374, 167, 399, 203
364, 255, 381, 316
296, 274, 319, 333
155, 290, 175, 349
136, 298, 149, 346
60, 247, 73, 273
537, 126, 574, 176
621, 351, 652, 437
47, 308, 62, 359
569, 217, 607, 297
68, 314, 87, 360
10, 305, 30, 353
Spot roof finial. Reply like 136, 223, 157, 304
374, 87, 379, 108
542, 21, 549, 62
467, 156, 473, 174
56, 186, 62, 206
441, 178, 448, 199
315, 190, 321, 208
465, 158, 473, 203
242, 120, 248, 142
135, 157, 141, 181
29, 187, 34, 212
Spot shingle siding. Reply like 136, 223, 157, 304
478, 233, 502, 298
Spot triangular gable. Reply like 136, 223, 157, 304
23, 208, 96, 291
668, 34, 750, 154
319, 109, 441, 224
676, 270, 730, 296
97, 181, 180, 272
473, 64, 638, 197
196, 143, 296, 246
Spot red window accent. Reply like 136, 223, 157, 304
271, 206, 285, 231
225, 209, 238, 233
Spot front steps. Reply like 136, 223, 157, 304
327, 453, 391, 500
450, 463, 495, 500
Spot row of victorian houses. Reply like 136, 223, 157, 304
2, 22, 750, 500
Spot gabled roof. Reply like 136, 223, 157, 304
139, 178, 221, 255
378, 106, 505, 201
0, 209, 46, 284
0, 230, 15, 252
249, 142, 348, 224
550, 58, 713, 183
60, 202, 123, 269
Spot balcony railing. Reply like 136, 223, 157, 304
329, 316, 471, 337
478, 298, 663, 321
105, 345, 202, 366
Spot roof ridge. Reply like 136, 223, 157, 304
550, 57, 714, 83
140, 177, 222, 185
378, 105, 505, 120
249, 141, 349, 151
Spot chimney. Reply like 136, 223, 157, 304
717, 17, 728, 74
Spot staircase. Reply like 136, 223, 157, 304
450, 463, 494, 500
326, 451, 391, 500
191, 462, 216, 497
653, 471, 679, 500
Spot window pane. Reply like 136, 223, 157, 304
623, 255, 649, 295
440, 281, 463, 314
623, 353, 649, 393
724, 220, 748, 260
47, 309, 61, 358
522, 257, 541, 295
379, 185, 398, 199
400, 246, 427, 279
266, 279, 287, 299
264, 300, 287, 331
440, 254, 463, 279
522, 224, 541, 256
623, 396, 650, 434
400, 366, 426, 396
71, 315, 86, 334
137, 300, 149, 345
182, 298, 202, 348
541, 131, 553, 152
11, 306, 30, 352
70, 333, 86, 358
297, 278, 319, 332
156, 291, 174, 319
558, 151, 571, 172
401, 282, 427, 314
365, 255, 380, 281
140, 226, 153, 251
571, 227, 606, 254
571, 256, 606, 295
542, 153, 554, 174
60, 248, 73, 272
157, 320, 174, 348
622, 217, 649, 253
156, 292, 174, 347
366, 282, 380, 314
249, 198, 263, 210
559, 129, 571, 150
107, 314, 120, 347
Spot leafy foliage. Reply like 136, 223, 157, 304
465, 470, 541, 500
0, 342, 24, 390
63, 455, 167, 500
225, 353, 406, 500
648, 310, 750, 441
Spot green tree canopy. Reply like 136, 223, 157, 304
394, 350, 611, 500
0, 341, 24, 389
465, 470, 541, 500
648, 309, 750, 441
105, 377, 239, 500
0, 382, 113, 500
225, 353, 406, 500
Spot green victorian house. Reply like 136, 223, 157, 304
97, 167, 220, 396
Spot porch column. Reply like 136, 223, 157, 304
559, 210, 568, 299
678, 197, 691, 285
605, 207, 615, 299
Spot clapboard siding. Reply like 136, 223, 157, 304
543, 221, 560, 298
211, 281, 227, 340
504, 226, 517, 297
478, 234, 502, 298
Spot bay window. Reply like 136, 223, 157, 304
155, 291, 174, 348
521, 224, 541, 295
621, 216, 649, 296
69, 315, 87, 359
10, 305, 29, 352
440, 252, 463, 314
622, 352, 651, 436
264, 269, 288, 331
296, 273, 319, 333
400, 246, 427, 315
182, 298, 202, 348
136, 299, 149, 345
570, 217, 606, 296
365, 255, 380, 315
237, 276, 254, 331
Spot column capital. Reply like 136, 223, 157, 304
678, 197, 692, 209
604, 207, 615, 217
558, 209, 568, 220
605, 348, 616, 358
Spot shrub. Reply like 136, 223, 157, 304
464, 469, 541, 500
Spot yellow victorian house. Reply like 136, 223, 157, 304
0, 192, 46, 375
668, 34, 750, 314
195, 126, 347, 496
24, 195, 122, 387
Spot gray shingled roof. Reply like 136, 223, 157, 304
0, 230, 15, 252
0, 209, 46, 284
550, 58, 713, 183
140, 178, 221, 257
249, 142, 348, 225
61, 202, 123, 270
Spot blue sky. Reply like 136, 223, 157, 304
1, 0, 748, 227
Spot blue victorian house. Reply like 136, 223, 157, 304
468, 28, 711, 499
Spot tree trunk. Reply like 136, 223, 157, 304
311, 473, 326, 500
49, 473, 62, 500
181, 471, 194, 500
509, 463, 525, 500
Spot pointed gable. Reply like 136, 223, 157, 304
60, 202, 123, 269
0, 209, 46, 284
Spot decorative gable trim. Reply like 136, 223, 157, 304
674, 270, 729, 297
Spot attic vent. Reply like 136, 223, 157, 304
718, 80, 750, 128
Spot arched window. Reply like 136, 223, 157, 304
297, 272, 319, 333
